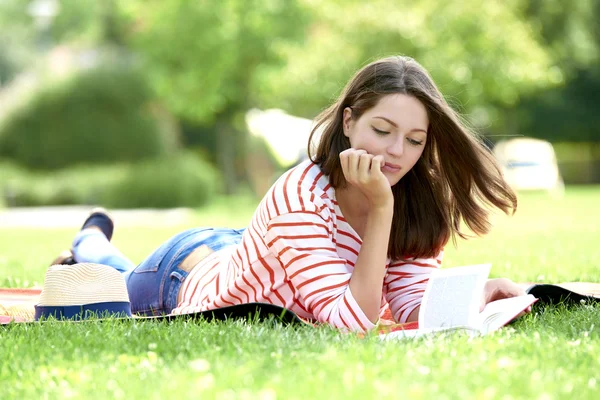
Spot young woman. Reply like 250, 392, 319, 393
57, 56, 525, 332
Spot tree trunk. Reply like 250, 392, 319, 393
504, 106, 521, 140
215, 113, 237, 195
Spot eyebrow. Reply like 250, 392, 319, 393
373, 116, 428, 134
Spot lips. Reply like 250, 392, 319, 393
382, 162, 401, 173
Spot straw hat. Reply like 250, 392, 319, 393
34, 263, 132, 320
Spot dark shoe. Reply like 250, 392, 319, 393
81, 207, 114, 241
50, 249, 76, 266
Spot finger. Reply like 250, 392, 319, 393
339, 151, 350, 180
358, 153, 373, 180
371, 155, 385, 173
339, 148, 358, 158
506, 279, 526, 297
348, 149, 367, 176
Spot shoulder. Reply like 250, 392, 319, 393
389, 250, 444, 269
267, 160, 334, 215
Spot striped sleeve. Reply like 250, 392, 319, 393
265, 211, 376, 333
384, 250, 443, 323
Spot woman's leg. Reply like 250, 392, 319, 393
68, 207, 245, 316
71, 228, 136, 273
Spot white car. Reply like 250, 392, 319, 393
493, 138, 564, 193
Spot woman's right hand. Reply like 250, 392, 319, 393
339, 148, 393, 209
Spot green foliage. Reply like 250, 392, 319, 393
0, 0, 37, 85
103, 152, 220, 209
120, 0, 309, 124
523, 0, 600, 70
254, 0, 557, 121
0, 65, 179, 170
515, 0, 600, 144
517, 69, 600, 143
1, 162, 125, 207
0, 153, 220, 208
552, 143, 600, 184
113, 0, 309, 193
50, 0, 127, 46
3, 0, 600, 173
0, 0, 125, 47
0, 160, 26, 207
0, 36, 27, 85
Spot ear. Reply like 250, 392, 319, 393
342, 107, 354, 138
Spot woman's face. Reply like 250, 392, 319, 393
343, 94, 429, 186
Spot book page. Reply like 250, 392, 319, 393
419, 264, 491, 330
478, 294, 537, 334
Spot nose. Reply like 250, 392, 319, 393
387, 135, 404, 157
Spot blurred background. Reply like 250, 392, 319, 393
0, 0, 599, 210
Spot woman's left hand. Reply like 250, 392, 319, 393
481, 278, 531, 316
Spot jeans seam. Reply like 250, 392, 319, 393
159, 235, 209, 311
130, 228, 242, 315
160, 238, 238, 311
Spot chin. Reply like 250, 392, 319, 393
386, 171, 407, 186
387, 177, 401, 187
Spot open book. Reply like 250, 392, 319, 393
382, 264, 537, 340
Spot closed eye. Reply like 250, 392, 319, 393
407, 138, 424, 146
372, 127, 390, 135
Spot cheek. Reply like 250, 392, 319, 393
406, 147, 425, 166
349, 128, 375, 149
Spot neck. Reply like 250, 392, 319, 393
335, 185, 371, 235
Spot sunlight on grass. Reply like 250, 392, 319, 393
1, 309, 598, 399
0, 187, 599, 399
444, 186, 600, 282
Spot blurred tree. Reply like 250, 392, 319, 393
119, 0, 309, 194
253, 0, 558, 138
0, 66, 179, 170
518, 69, 600, 142
0, 37, 30, 86
523, 0, 599, 71
0, 0, 37, 85
3, 0, 598, 183
517, 0, 600, 142
48, 0, 127, 46
0, 0, 128, 85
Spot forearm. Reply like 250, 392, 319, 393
349, 205, 393, 323
406, 306, 420, 323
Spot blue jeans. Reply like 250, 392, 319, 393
72, 228, 244, 316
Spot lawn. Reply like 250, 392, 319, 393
0, 187, 599, 399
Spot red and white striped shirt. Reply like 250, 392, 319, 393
172, 160, 442, 332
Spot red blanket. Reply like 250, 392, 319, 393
4, 283, 597, 332
0, 288, 418, 332
0, 288, 41, 323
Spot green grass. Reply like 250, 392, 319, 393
1, 187, 599, 399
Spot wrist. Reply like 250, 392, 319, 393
485, 278, 510, 302
484, 279, 497, 303
369, 198, 394, 214
367, 205, 393, 225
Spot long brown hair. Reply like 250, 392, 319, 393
308, 56, 517, 260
